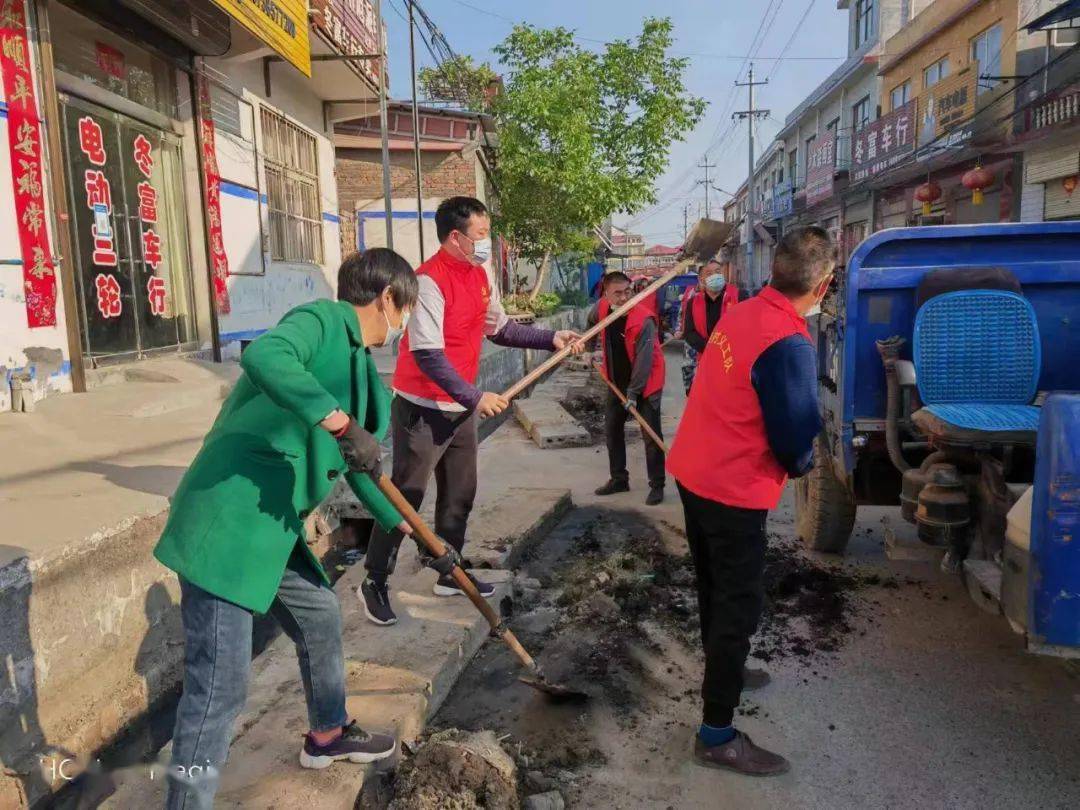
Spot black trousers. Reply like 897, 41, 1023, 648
677, 482, 768, 727
604, 390, 666, 489
365, 397, 478, 581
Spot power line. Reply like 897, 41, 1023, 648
768, 0, 817, 81
441, 0, 844, 61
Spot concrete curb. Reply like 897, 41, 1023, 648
102, 487, 572, 808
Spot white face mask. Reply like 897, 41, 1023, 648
804, 302, 822, 318
704, 274, 726, 293
382, 307, 410, 346
470, 237, 492, 265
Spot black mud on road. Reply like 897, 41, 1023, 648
421, 506, 918, 804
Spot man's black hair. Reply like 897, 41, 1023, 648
603, 271, 631, 289
435, 196, 489, 242
338, 248, 418, 309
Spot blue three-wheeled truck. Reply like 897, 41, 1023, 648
795, 222, 1080, 657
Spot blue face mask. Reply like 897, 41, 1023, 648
704, 274, 726, 293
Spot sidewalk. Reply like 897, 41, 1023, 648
0, 330, 585, 807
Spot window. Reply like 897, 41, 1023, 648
852, 96, 872, 132
826, 116, 840, 135
261, 107, 323, 264
788, 149, 798, 186
971, 23, 1003, 94
1052, 27, 1080, 47
890, 80, 911, 111
924, 57, 950, 89
855, 0, 875, 48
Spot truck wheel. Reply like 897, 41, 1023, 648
794, 438, 857, 554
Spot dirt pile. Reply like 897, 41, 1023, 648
389, 729, 519, 810
560, 391, 605, 439
529, 517, 698, 703
753, 534, 910, 663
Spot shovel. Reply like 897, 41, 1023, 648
500, 218, 733, 402
591, 362, 669, 454
371, 473, 588, 702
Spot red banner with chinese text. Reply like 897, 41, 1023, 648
1, 0, 57, 327
196, 73, 230, 314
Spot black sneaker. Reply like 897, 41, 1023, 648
299, 721, 396, 769
645, 486, 664, 506
359, 579, 397, 626
433, 571, 496, 598
595, 479, 630, 496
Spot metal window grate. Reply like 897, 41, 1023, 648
260, 107, 323, 264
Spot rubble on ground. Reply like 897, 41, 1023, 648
388, 729, 519, 810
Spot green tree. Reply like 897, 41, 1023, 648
418, 55, 499, 111
492, 18, 704, 299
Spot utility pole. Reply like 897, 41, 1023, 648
407, 0, 425, 261
374, 0, 394, 250
696, 156, 716, 219
733, 64, 768, 289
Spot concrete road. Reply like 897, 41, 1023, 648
444, 345, 1080, 809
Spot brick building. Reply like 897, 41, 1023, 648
335, 102, 493, 269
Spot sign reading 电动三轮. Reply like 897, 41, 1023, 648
209, 0, 310, 76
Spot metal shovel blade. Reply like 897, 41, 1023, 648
682, 218, 735, 262
517, 674, 589, 703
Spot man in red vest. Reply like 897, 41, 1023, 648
590, 271, 667, 506
667, 227, 834, 776
680, 259, 742, 394
360, 196, 582, 626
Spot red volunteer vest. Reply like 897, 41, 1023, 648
394, 248, 490, 403
687, 284, 740, 337
667, 286, 810, 510
597, 298, 666, 398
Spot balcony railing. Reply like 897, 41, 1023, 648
1025, 85, 1080, 132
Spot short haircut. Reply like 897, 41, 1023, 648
338, 248, 419, 309
770, 226, 835, 296
603, 271, 631, 289
435, 196, 489, 242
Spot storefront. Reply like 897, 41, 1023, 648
41, 0, 232, 366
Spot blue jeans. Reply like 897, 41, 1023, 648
165, 548, 348, 809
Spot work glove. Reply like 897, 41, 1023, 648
335, 417, 382, 476
624, 395, 639, 413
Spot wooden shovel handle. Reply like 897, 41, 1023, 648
591, 364, 669, 454
500, 260, 692, 402
372, 473, 538, 671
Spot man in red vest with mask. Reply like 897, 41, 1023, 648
360, 196, 582, 626
681, 259, 742, 394
590, 271, 667, 506
667, 226, 834, 776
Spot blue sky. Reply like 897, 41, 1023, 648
382, 0, 850, 247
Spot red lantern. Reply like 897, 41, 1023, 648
914, 181, 942, 216
962, 164, 995, 205
1063, 175, 1078, 196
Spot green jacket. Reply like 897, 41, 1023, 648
154, 300, 402, 612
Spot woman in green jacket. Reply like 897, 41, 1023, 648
155, 248, 416, 809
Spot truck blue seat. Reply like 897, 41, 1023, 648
911, 290, 1041, 444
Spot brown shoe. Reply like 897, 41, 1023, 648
693, 731, 790, 776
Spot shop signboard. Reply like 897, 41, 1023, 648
771, 181, 793, 219
311, 0, 382, 88
210, 0, 310, 76
851, 100, 916, 183
917, 67, 978, 158
805, 131, 836, 207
